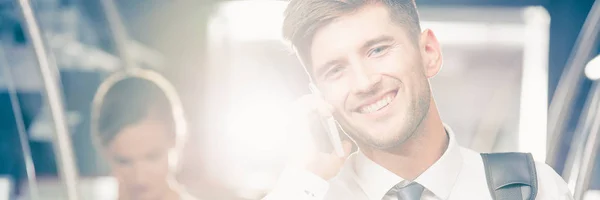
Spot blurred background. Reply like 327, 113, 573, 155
0, 0, 599, 199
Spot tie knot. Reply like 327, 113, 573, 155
395, 182, 424, 200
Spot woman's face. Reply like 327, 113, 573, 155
106, 117, 176, 200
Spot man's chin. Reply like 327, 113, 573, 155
365, 139, 404, 150
351, 133, 399, 150
340, 121, 407, 148
355, 129, 412, 150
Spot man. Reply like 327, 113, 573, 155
92, 76, 197, 200
265, 0, 573, 199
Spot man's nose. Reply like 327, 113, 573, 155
349, 62, 382, 94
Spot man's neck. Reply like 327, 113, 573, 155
361, 100, 448, 181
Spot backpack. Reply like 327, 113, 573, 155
481, 152, 538, 200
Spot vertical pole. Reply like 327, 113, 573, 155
15, 0, 80, 199
0, 47, 39, 200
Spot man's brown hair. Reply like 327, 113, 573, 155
282, 0, 421, 73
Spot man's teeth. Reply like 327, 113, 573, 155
359, 95, 394, 113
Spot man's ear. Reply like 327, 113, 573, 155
419, 29, 443, 78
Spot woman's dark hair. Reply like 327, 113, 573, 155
95, 77, 175, 147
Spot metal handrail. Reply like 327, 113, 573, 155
99, 0, 137, 71
15, 0, 80, 200
563, 80, 600, 194
574, 80, 600, 200
0, 46, 39, 200
547, 0, 600, 168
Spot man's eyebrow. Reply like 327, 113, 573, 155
360, 35, 395, 53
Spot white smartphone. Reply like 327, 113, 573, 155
309, 83, 346, 157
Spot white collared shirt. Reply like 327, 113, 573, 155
264, 126, 573, 200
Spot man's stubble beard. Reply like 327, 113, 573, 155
337, 82, 432, 151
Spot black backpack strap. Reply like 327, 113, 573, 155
481, 152, 538, 200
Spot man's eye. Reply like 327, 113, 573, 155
368, 45, 390, 57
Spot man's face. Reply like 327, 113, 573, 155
310, 4, 440, 149
107, 118, 175, 200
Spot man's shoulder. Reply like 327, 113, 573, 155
457, 147, 573, 199
533, 161, 574, 200
533, 161, 561, 179
459, 147, 573, 200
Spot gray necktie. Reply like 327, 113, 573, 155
395, 182, 424, 200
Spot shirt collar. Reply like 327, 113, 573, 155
351, 124, 463, 200
354, 150, 404, 200
414, 125, 463, 199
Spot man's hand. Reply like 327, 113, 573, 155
287, 94, 354, 180
304, 140, 353, 180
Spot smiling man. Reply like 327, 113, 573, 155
264, 0, 573, 200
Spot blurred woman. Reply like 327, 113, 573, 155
91, 72, 196, 200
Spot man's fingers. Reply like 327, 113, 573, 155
329, 140, 354, 162
313, 95, 335, 117
285, 94, 348, 180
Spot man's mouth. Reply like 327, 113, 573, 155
356, 90, 398, 114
